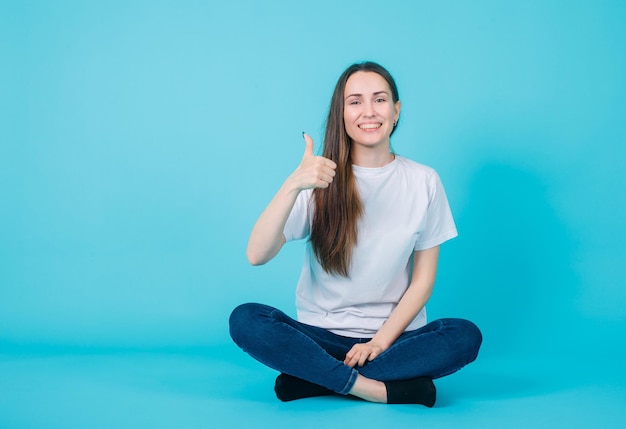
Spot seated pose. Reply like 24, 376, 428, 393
229, 61, 482, 406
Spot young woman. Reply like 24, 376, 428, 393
229, 61, 482, 406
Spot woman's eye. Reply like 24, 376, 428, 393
349, 100, 360, 105
375, 98, 386, 103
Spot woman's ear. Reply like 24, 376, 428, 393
394, 101, 401, 123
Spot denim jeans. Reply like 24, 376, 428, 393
229, 303, 482, 395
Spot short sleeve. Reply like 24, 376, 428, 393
283, 189, 312, 242
414, 171, 458, 250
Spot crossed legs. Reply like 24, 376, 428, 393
229, 303, 482, 405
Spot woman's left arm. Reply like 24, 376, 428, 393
343, 246, 440, 368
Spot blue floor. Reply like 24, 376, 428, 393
1, 344, 624, 429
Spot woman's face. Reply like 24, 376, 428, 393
343, 71, 401, 149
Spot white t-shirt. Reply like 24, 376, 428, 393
283, 155, 457, 338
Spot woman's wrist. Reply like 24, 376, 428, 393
370, 335, 392, 352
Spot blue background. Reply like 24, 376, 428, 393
1, 1, 625, 428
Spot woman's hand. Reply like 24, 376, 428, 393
344, 341, 385, 368
288, 133, 336, 190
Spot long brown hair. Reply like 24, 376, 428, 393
310, 61, 400, 277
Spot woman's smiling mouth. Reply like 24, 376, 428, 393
358, 123, 382, 130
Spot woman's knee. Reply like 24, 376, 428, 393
438, 318, 482, 363
229, 302, 267, 345
453, 318, 482, 362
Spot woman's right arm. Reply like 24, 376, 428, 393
246, 133, 336, 265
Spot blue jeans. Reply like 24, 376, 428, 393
229, 303, 482, 395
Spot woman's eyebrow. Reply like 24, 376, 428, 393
345, 90, 390, 99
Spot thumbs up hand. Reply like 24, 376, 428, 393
290, 133, 337, 190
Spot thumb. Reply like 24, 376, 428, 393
302, 132, 315, 157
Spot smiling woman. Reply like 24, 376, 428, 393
343, 72, 401, 160
229, 61, 482, 406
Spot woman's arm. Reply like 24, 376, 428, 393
343, 246, 440, 367
246, 133, 337, 265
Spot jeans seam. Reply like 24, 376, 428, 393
338, 367, 359, 395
